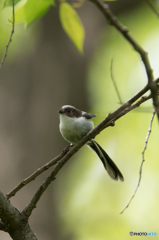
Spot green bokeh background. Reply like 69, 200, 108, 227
0, 1, 159, 240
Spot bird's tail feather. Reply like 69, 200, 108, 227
87, 140, 124, 181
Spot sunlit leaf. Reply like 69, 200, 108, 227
3, 0, 22, 8
11, 1, 26, 24
25, 0, 55, 26
10, 0, 55, 26
59, 3, 84, 53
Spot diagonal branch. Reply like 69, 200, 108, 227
21, 82, 158, 218
89, 0, 159, 119
7, 78, 159, 201
145, 0, 159, 18
6, 151, 67, 199
0, 0, 15, 71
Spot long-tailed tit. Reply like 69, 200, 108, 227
59, 105, 124, 181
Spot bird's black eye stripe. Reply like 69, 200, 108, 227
66, 108, 71, 113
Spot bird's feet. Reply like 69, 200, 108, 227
63, 144, 74, 154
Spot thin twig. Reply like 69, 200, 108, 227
145, 0, 159, 18
89, 0, 159, 119
0, 0, 15, 71
110, 58, 123, 104
120, 111, 156, 214
7, 150, 68, 199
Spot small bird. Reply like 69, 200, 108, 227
59, 105, 124, 181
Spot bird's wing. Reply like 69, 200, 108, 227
82, 112, 96, 119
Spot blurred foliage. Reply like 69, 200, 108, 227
59, 2, 84, 53
3, 0, 84, 53
10, 0, 55, 26
148, 0, 159, 11
3, 0, 20, 7
0, 0, 39, 64
55, 2, 159, 240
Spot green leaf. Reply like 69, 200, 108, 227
3, 0, 22, 8
59, 3, 84, 53
10, 0, 55, 26
10, 1, 26, 23
25, 0, 55, 26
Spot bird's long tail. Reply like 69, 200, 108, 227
87, 140, 124, 181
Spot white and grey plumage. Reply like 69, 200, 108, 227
59, 105, 124, 181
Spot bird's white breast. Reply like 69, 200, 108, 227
59, 115, 94, 144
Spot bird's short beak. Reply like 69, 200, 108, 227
59, 109, 64, 114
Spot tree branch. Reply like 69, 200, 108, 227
7, 151, 67, 199
0, 220, 7, 232
0, 190, 38, 239
21, 78, 159, 218
89, 0, 159, 119
0, 191, 20, 227
145, 0, 159, 18
0, 0, 15, 71
7, 78, 159, 202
